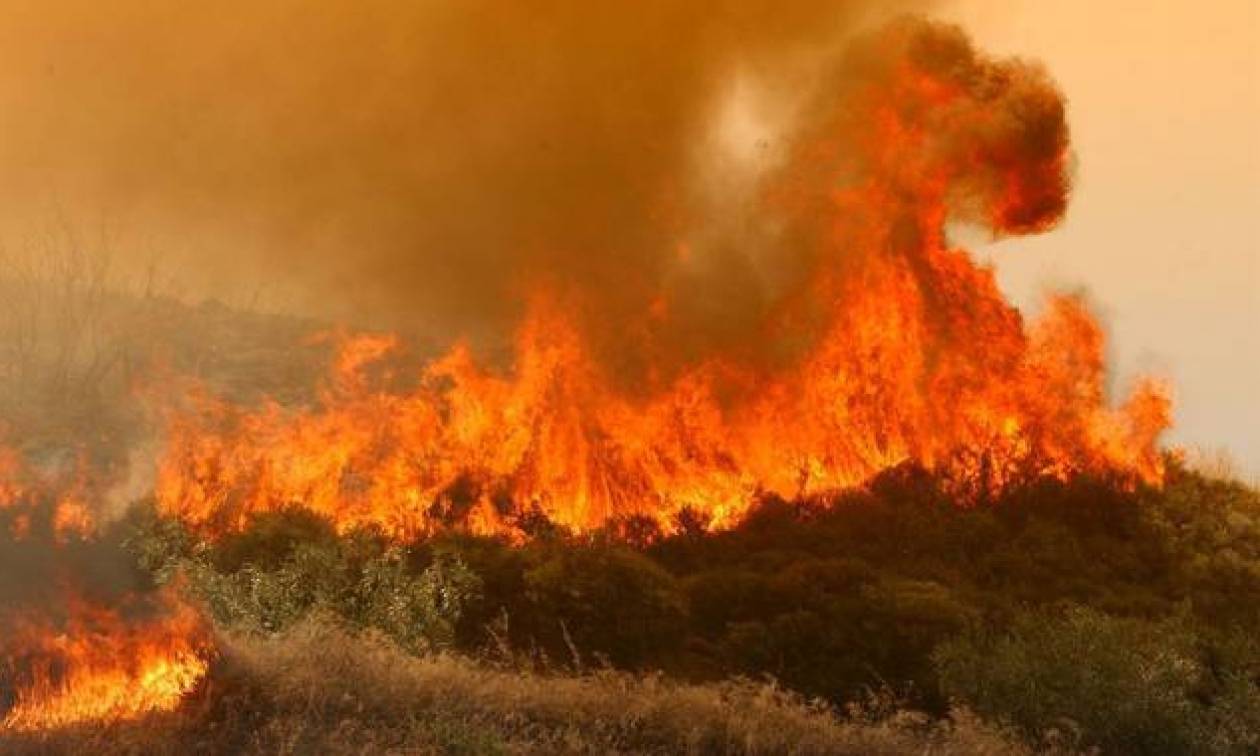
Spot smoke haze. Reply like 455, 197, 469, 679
0, 0, 928, 351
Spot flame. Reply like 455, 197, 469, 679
1, 590, 211, 733
0, 17, 1179, 739
153, 22, 1172, 540
156, 288, 1169, 541
50, 496, 95, 544
0, 452, 96, 543
0, 446, 213, 733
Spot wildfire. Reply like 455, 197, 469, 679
0, 446, 213, 733
0, 451, 97, 543
0, 11, 1189, 746
1, 591, 211, 733
154, 21, 1171, 541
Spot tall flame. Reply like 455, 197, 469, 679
154, 21, 1171, 541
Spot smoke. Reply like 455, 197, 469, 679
2, 1, 943, 605
0, 451, 141, 619
0, 1, 926, 345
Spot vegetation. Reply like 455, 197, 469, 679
936, 606, 1260, 754
0, 616, 1043, 755
120, 461, 1260, 754
3, 279, 1257, 753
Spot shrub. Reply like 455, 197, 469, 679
934, 605, 1256, 754
123, 465, 1260, 740
136, 509, 483, 652
523, 543, 688, 668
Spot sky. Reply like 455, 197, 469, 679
943, 0, 1260, 475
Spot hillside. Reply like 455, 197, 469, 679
1, 274, 1256, 755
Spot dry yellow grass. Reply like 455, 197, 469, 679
1, 616, 1055, 755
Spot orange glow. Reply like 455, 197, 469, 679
1, 590, 211, 733
0, 447, 29, 509
0, 453, 96, 543
156, 285, 1169, 541
153, 22, 1171, 541
51, 496, 95, 544
0, 445, 213, 732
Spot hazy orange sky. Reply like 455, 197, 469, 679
945, 0, 1260, 475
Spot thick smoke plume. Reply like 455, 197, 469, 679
0, 3, 1177, 732
1, 3, 944, 710
0, 0, 923, 355
150, 16, 1164, 541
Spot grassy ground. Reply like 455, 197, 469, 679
0, 617, 1048, 756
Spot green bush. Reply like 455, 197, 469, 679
934, 605, 1257, 754
523, 543, 688, 668
132, 507, 482, 652
122, 462, 1260, 750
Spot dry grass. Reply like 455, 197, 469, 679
1, 616, 1052, 755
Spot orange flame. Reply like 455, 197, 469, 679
156, 289, 1169, 542
1, 590, 211, 733
0, 445, 213, 733
153, 22, 1171, 541
0, 452, 97, 543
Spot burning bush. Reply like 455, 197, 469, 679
0, 444, 213, 735
0, 590, 211, 733
148, 20, 1170, 547
0, 5, 1251, 752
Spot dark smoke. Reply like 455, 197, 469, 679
0, 1, 925, 350
0, 1, 936, 634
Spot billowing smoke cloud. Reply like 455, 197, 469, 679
0, 0, 925, 352
151, 16, 1127, 545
